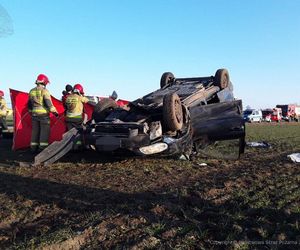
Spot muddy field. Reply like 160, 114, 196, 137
0, 123, 300, 249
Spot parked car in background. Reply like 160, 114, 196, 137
243, 109, 262, 123
262, 109, 272, 122
276, 104, 300, 122
271, 107, 282, 122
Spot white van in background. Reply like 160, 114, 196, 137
243, 109, 263, 123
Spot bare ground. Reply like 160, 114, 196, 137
0, 123, 300, 249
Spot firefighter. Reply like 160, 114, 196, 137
28, 74, 58, 152
65, 83, 89, 130
62, 84, 73, 107
0, 90, 8, 134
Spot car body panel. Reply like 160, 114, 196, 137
191, 100, 244, 141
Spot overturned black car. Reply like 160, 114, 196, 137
34, 69, 245, 165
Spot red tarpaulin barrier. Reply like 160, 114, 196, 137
116, 99, 129, 107
10, 89, 94, 150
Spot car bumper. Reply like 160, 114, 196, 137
86, 122, 193, 156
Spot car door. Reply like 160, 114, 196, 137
189, 100, 245, 142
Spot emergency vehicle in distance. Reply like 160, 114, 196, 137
276, 104, 300, 122
271, 107, 282, 122
262, 109, 272, 122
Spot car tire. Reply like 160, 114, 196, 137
163, 93, 183, 131
92, 98, 118, 122
214, 68, 230, 89
160, 72, 175, 89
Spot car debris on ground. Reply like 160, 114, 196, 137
246, 141, 271, 148
287, 153, 300, 163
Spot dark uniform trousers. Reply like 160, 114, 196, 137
0, 117, 8, 131
31, 115, 50, 151
66, 117, 83, 131
65, 117, 84, 149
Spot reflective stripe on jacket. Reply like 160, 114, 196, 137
0, 98, 7, 117
28, 85, 57, 116
65, 94, 89, 119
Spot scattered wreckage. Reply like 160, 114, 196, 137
34, 69, 245, 165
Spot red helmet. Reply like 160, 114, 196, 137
73, 83, 84, 95
0, 90, 4, 97
36, 74, 50, 85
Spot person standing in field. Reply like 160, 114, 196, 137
0, 90, 8, 134
65, 83, 89, 130
27, 74, 58, 152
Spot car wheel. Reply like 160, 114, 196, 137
160, 72, 175, 89
92, 98, 118, 122
163, 92, 183, 131
214, 68, 230, 89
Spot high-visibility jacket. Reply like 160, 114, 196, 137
0, 97, 7, 117
65, 93, 89, 119
62, 93, 70, 106
28, 85, 57, 116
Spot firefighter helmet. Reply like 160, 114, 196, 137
65, 84, 73, 92
73, 84, 84, 95
36, 74, 50, 85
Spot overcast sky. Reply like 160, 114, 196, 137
0, 0, 299, 109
